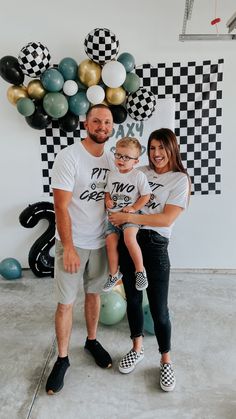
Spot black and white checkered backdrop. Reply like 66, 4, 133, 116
40, 58, 223, 196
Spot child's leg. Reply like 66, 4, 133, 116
106, 232, 120, 276
123, 227, 144, 272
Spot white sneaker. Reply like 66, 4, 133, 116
119, 348, 144, 374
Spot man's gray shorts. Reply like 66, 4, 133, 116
54, 240, 109, 304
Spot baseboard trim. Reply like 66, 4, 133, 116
171, 268, 236, 275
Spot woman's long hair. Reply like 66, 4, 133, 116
147, 128, 191, 195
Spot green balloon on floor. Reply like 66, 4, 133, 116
0, 257, 22, 280
99, 292, 127, 325
143, 304, 155, 335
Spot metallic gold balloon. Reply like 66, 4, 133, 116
7, 85, 28, 105
27, 79, 46, 100
106, 87, 126, 105
78, 59, 101, 87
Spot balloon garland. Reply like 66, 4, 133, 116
0, 28, 156, 132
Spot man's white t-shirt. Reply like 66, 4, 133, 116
51, 140, 115, 249
139, 166, 189, 239
105, 168, 151, 212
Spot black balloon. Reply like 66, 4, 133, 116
110, 105, 127, 124
0, 55, 24, 85
25, 102, 52, 130
19, 201, 55, 278
59, 111, 79, 132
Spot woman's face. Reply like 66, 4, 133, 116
149, 139, 171, 174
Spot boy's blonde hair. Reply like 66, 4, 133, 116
116, 137, 142, 156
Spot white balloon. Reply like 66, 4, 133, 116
101, 61, 126, 88
63, 80, 78, 96
86, 85, 105, 104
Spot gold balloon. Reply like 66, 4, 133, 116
106, 87, 126, 105
78, 59, 101, 87
7, 85, 28, 105
27, 79, 46, 100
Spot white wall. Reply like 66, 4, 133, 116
0, 0, 235, 269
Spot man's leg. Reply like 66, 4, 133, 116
56, 302, 73, 356
84, 293, 100, 340
83, 247, 112, 368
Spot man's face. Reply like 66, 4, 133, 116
84, 108, 113, 144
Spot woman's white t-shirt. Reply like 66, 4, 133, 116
138, 166, 189, 239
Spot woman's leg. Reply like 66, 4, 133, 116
123, 227, 144, 272
118, 233, 144, 341
138, 230, 171, 355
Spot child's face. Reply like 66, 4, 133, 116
114, 145, 139, 173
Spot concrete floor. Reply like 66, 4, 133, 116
0, 269, 235, 419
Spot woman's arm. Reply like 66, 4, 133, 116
109, 204, 183, 227
53, 188, 81, 273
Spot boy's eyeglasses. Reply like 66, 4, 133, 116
114, 152, 138, 162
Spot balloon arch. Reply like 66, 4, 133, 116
0, 28, 156, 131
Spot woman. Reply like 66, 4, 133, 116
109, 128, 190, 392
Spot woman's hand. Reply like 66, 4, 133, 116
122, 205, 135, 213
108, 211, 131, 226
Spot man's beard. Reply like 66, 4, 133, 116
88, 131, 111, 144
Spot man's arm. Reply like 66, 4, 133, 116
53, 188, 80, 274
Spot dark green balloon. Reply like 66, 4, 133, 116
43, 92, 68, 118
68, 91, 90, 116
41, 68, 64, 92
17, 98, 35, 116
58, 57, 78, 81
117, 52, 135, 73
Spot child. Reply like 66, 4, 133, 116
103, 137, 151, 292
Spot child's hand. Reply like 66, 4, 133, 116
106, 199, 114, 209
122, 205, 136, 213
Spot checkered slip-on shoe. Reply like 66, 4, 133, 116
119, 348, 144, 374
102, 271, 123, 292
160, 362, 176, 392
135, 269, 148, 291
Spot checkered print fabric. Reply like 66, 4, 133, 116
18, 42, 51, 78
84, 28, 119, 64
39, 59, 223, 196
135, 59, 223, 195
160, 363, 176, 390
119, 348, 144, 370
126, 88, 156, 121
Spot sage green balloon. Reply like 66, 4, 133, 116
16, 97, 35, 116
117, 52, 135, 72
43, 92, 68, 118
123, 73, 140, 93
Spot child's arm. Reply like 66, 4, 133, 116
105, 192, 114, 209
122, 194, 151, 213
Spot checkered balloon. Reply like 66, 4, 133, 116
84, 28, 119, 65
18, 42, 51, 78
126, 88, 156, 121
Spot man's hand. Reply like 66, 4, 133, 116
63, 246, 80, 274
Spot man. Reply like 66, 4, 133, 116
46, 104, 115, 395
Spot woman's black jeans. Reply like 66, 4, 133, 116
118, 229, 171, 354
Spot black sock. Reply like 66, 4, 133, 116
57, 355, 69, 364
